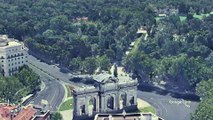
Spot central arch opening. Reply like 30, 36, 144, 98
107, 96, 114, 110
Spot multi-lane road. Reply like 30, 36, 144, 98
138, 91, 198, 120
28, 54, 198, 119
27, 60, 65, 112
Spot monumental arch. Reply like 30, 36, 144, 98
72, 73, 138, 120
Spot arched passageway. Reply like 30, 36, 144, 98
107, 96, 114, 110
130, 96, 135, 105
88, 97, 96, 115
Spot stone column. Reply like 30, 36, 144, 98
95, 95, 99, 112
74, 95, 80, 115
100, 94, 106, 112
114, 92, 119, 110
134, 88, 137, 105
126, 90, 130, 106
85, 96, 89, 115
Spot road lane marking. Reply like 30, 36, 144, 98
169, 99, 191, 108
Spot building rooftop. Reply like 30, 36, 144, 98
13, 106, 37, 120
93, 73, 118, 83
0, 104, 17, 120
0, 35, 22, 48
0, 103, 49, 120
8, 41, 21, 47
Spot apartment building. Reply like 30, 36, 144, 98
0, 35, 28, 76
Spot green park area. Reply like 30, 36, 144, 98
138, 106, 156, 114
59, 97, 74, 111
137, 99, 156, 114
156, 13, 211, 23
66, 85, 72, 97
59, 85, 73, 111
193, 13, 210, 20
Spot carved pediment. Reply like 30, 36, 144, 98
102, 76, 118, 83
93, 73, 118, 84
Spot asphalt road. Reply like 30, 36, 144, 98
27, 62, 65, 112
138, 91, 198, 120
28, 54, 199, 119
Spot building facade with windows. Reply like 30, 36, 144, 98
0, 35, 28, 76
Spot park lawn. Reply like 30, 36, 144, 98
179, 16, 187, 22
66, 85, 72, 97
59, 98, 74, 111
138, 106, 156, 114
193, 13, 210, 20
155, 17, 161, 21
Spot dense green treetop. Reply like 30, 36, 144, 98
192, 79, 213, 120
0, 66, 40, 103
0, 0, 211, 73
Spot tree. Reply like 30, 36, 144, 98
98, 55, 110, 71
196, 79, 213, 100
69, 57, 82, 71
82, 57, 98, 74
0, 76, 23, 103
16, 66, 41, 93
192, 79, 213, 120
191, 98, 213, 120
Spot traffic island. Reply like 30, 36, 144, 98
137, 98, 156, 114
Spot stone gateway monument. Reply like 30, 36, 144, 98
72, 73, 138, 120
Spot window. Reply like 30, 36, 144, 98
2, 65, 4, 67
18, 62, 20, 64
8, 60, 10, 62
1, 60, 3, 62
22, 61, 23, 63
